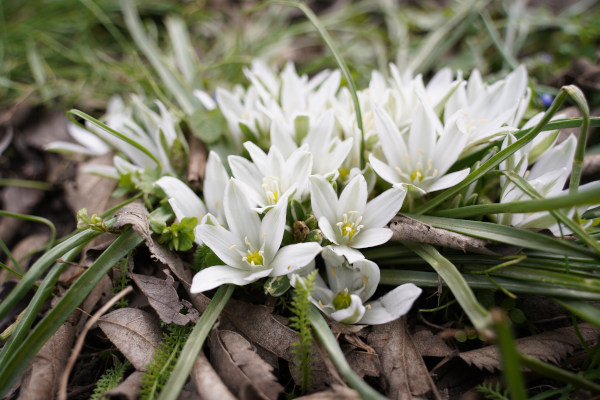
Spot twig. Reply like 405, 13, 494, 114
57, 285, 133, 400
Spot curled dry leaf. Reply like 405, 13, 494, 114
105, 371, 144, 400
368, 318, 441, 400
114, 202, 152, 242
19, 322, 75, 400
192, 351, 236, 400
389, 215, 519, 256
98, 307, 162, 371
459, 323, 600, 371
209, 329, 284, 400
131, 272, 199, 325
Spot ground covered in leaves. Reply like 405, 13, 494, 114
2, 1, 600, 399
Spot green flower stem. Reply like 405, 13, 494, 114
307, 305, 387, 400
0, 228, 143, 398
158, 284, 235, 400
566, 86, 590, 194
491, 309, 527, 400
0, 227, 102, 324
0, 238, 23, 275
273, 0, 364, 169
405, 243, 491, 332
415, 86, 574, 215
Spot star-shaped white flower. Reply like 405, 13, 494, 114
228, 141, 312, 211
155, 151, 229, 228
309, 174, 406, 263
192, 178, 322, 293
369, 101, 470, 194
295, 246, 422, 324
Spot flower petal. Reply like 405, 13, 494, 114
195, 223, 244, 267
224, 179, 262, 247
358, 283, 422, 325
330, 294, 366, 324
423, 168, 470, 193
329, 245, 365, 264
155, 176, 207, 221
260, 197, 288, 262
369, 154, 402, 185
362, 186, 406, 229
338, 174, 367, 215
270, 242, 322, 276
190, 265, 272, 293
310, 175, 339, 222
350, 228, 393, 249
204, 151, 229, 223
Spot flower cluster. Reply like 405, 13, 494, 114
49, 60, 597, 324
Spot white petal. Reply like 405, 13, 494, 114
195, 223, 244, 266
270, 242, 323, 276
310, 175, 339, 222
225, 179, 262, 247
358, 283, 422, 325
155, 176, 207, 220
424, 168, 470, 193
330, 294, 366, 324
373, 105, 408, 166
318, 217, 341, 245
353, 259, 381, 302
362, 186, 407, 229
190, 265, 272, 293
368, 154, 402, 185
408, 102, 437, 161
329, 245, 365, 264
338, 174, 367, 215
260, 198, 287, 262
204, 151, 229, 223
350, 228, 393, 249
244, 141, 270, 175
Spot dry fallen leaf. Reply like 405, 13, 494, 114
19, 322, 75, 400
294, 385, 361, 400
192, 351, 236, 400
412, 328, 454, 358
98, 307, 162, 371
459, 323, 600, 371
131, 272, 199, 325
368, 318, 441, 400
209, 329, 284, 400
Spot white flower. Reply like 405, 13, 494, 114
309, 174, 406, 263
192, 179, 322, 293
155, 150, 229, 228
368, 101, 470, 194
498, 134, 599, 234
444, 65, 531, 147
228, 141, 312, 211
296, 247, 421, 324
270, 110, 353, 178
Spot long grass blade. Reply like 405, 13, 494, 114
158, 284, 235, 400
491, 309, 527, 400
307, 305, 387, 400
0, 228, 102, 323
0, 228, 143, 397
404, 243, 491, 332
406, 214, 596, 259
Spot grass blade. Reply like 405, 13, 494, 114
404, 243, 491, 332
158, 284, 235, 400
307, 305, 387, 400
0, 228, 143, 397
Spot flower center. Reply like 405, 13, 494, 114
336, 211, 363, 241
262, 176, 284, 205
410, 169, 424, 182
244, 250, 264, 266
396, 158, 438, 184
333, 288, 351, 310
241, 236, 264, 267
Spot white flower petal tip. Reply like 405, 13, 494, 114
359, 283, 422, 325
